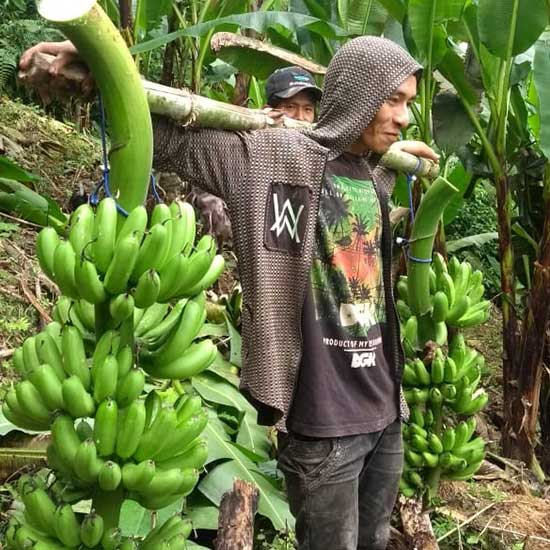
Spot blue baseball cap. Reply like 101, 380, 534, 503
265, 66, 322, 105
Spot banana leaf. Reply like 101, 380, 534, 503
0, 178, 67, 232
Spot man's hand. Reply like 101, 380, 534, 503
389, 140, 439, 163
19, 40, 95, 96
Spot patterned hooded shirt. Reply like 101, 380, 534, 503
153, 36, 421, 429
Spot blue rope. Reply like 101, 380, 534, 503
397, 158, 432, 265
90, 94, 161, 215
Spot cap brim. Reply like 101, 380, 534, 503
271, 84, 322, 102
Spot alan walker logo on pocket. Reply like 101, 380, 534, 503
264, 182, 310, 255
270, 194, 305, 243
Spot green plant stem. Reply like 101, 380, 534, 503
92, 486, 125, 531
407, 176, 459, 316
37, 0, 153, 212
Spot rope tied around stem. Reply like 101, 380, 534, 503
396, 157, 433, 265
89, 94, 162, 216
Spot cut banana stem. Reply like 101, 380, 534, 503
37, 0, 152, 212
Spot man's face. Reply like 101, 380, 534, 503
272, 90, 316, 123
354, 75, 417, 154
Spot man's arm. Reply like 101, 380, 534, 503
152, 117, 248, 201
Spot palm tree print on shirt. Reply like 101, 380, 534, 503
311, 175, 386, 336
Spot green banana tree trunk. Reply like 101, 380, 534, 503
37, 0, 152, 213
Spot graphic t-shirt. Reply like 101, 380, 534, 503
287, 153, 398, 437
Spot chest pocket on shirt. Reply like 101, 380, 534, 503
264, 182, 311, 256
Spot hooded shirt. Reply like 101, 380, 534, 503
152, 36, 421, 430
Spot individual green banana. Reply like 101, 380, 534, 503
172, 249, 213, 297
157, 255, 188, 302
134, 406, 178, 461
116, 345, 134, 379
74, 439, 103, 483
54, 504, 81, 548
443, 459, 483, 480
442, 426, 456, 451
408, 423, 428, 439
94, 399, 118, 457
98, 461, 122, 491
138, 299, 186, 341
15, 380, 51, 424
92, 355, 119, 403
69, 203, 95, 257
116, 368, 145, 408
183, 254, 225, 296
12, 347, 25, 375
460, 390, 488, 415
146, 339, 217, 380
92, 330, 119, 371
92, 197, 117, 274
154, 410, 208, 462
109, 293, 135, 325
404, 449, 423, 468
150, 293, 206, 365
150, 202, 172, 228
403, 315, 418, 349
61, 325, 91, 390
103, 233, 140, 295
75, 259, 107, 304
439, 272, 456, 308
21, 484, 57, 537
452, 421, 470, 449
449, 333, 466, 370
422, 451, 439, 468
36, 226, 60, 280
116, 398, 146, 459
80, 512, 104, 548
168, 200, 196, 259
29, 364, 64, 411
51, 415, 81, 465
399, 478, 416, 498
396, 278, 408, 302
133, 269, 161, 308
131, 223, 171, 280
423, 407, 435, 427
453, 309, 489, 328
446, 295, 472, 326
53, 240, 79, 299
134, 302, 170, 337
117, 205, 148, 245
443, 356, 458, 383
156, 439, 208, 471
427, 433, 443, 454
432, 252, 447, 276
430, 355, 444, 384
395, 299, 411, 321
35, 331, 65, 382
74, 299, 96, 332
432, 291, 449, 323
121, 460, 155, 491
452, 261, 471, 299
175, 394, 202, 423
413, 359, 430, 386
22, 336, 40, 376
144, 390, 163, 429
2, 399, 48, 431
138, 467, 197, 500
62, 375, 95, 418
410, 434, 429, 452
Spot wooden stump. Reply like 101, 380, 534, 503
398, 495, 439, 550
215, 479, 259, 550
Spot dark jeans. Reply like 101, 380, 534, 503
277, 419, 403, 550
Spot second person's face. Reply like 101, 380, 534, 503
273, 91, 316, 123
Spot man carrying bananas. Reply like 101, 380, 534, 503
21, 37, 438, 550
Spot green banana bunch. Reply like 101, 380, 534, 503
140, 514, 193, 550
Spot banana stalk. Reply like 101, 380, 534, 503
407, 176, 458, 316
37, 0, 152, 213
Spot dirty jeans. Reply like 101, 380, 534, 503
277, 419, 403, 550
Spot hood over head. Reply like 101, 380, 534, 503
305, 36, 422, 160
